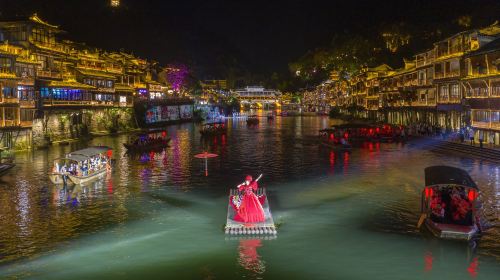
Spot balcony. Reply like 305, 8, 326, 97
0, 120, 19, 127
0, 97, 19, 104
472, 121, 500, 131
43, 100, 92, 107
20, 121, 33, 128
0, 67, 16, 78
19, 100, 36, 108
465, 88, 488, 98
37, 69, 62, 79
31, 41, 67, 54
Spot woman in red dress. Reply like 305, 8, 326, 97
234, 174, 265, 223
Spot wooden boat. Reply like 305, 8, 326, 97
199, 122, 227, 136
418, 166, 481, 241
0, 163, 15, 176
246, 115, 260, 125
49, 146, 112, 185
318, 128, 352, 150
225, 187, 277, 236
0, 151, 15, 177
67, 168, 107, 185
123, 138, 171, 152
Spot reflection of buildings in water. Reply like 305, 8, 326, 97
170, 129, 191, 186
16, 180, 32, 237
51, 180, 106, 206
140, 167, 153, 191
238, 239, 266, 275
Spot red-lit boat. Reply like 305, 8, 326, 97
318, 128, 352, 150
418, 166, 481, 241
199, 122, 227, 136
123, 131, 170, 152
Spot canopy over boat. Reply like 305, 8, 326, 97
425, 166, 478, 190
66, 146, 112, 162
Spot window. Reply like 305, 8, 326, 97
31, 28, 50, 43
439, 85, 449, 101
50, 88, 84, 101
473, 110, 489, 122
492, 111, 500, 123
0, 57, 12, 70
2, 86, 15, 98
41, 87, 50, 98
20, 109, 35, 122
491, 85, 500, 97
17, 86, 35, 100
450, 84, 460, 100
107, 80, 113, 88
37, 55, 48, 69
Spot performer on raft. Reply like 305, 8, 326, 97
235, 174, 265, 223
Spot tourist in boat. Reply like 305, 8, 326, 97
430, 193, 445, 223
235, 174, 265, 223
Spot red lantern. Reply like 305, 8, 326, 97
467, 190, 478, 201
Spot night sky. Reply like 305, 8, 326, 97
1, 0, 499, 80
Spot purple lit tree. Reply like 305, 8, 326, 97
165, 64, 189, 93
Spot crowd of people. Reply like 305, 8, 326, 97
53, 155, 111, 177
430, 186, 473, 226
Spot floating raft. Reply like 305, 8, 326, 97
225, 188, 277, 236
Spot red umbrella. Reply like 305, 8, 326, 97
194, 151, 218, 176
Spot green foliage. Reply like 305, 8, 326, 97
329, 107, 342, 119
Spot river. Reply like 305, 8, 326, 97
0, 116, 499, 279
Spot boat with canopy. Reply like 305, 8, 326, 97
418, 166, 481, 241
49, 146, 112, 185
318, 128, 352, 150
199, 122, 227, 136
123, 130, 170, 152
246, 115, 260, 125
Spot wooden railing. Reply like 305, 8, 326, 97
472, 121, 500, 131
0, 97, 19, 104
20, 121, 33, 127
19, 100, 36, 107
36, 69, 62, 79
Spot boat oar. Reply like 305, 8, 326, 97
417, 213, 427, 229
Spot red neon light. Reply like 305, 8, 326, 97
468, 190, 478, 201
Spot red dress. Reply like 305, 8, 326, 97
234, 181, 265, 223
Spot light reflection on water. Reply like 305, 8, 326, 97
0, 116, 499, 279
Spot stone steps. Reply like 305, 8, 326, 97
422, 139, 500, 163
